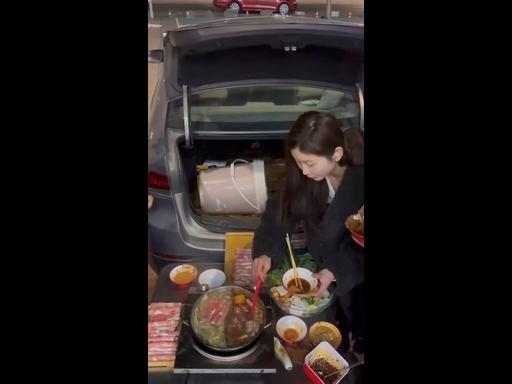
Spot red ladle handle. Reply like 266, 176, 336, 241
251, 273, 262, 315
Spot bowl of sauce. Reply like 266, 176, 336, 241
169, 264, 197, 287
282, 267, 319, 297
309, 321, 342, 349
276, 315, 307, 345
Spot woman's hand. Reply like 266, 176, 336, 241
252, 255, 272, 281
311, 269, 335, 297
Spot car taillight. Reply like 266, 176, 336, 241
148, 170, 170, 190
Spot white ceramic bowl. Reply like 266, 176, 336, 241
198, 268, 226, 289
275, 315, 308, 344
282, 267, 318, 296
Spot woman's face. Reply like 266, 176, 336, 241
290, 147, 341, 181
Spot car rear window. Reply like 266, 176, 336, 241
167, 84, 360, 132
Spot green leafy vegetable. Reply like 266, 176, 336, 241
296, 253, 317, 273
266, 268, 284, 287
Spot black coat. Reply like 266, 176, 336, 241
252, 165, 364, 298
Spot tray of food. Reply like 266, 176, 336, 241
345, 205, 364, 247
148, 302, 183, 368
265, 253, 335, 318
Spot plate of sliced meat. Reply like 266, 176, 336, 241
233, 248, 256, 288
148, 302, 182, 368
148, 302, 182, 322
224, 232, 255, 286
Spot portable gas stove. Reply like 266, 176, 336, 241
173, 290, 277, 374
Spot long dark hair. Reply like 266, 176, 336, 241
278, 111, 352, 237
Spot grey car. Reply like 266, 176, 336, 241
148, 14, 364, 272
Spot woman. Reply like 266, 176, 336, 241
251, 111, 364, 352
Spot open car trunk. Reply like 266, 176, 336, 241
177, 125, 363, 233
165, 16, 364, 234
178, 138, 286, 232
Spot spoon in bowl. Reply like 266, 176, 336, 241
323, 360, 365, 380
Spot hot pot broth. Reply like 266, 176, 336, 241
191, 288, 265, 348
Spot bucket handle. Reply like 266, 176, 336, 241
230, 159, 261, 212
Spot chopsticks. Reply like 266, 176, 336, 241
285, 233, 303, 291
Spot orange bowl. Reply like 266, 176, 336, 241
308, 321, 342, 349
169, 264, 197, 287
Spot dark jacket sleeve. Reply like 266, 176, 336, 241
317, 166, 364, 297
252, 197, 287, 267
320, 235, 364, 298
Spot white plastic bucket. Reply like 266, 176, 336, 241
198, 159, 268, 214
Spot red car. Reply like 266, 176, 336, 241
213, 0, 297, 15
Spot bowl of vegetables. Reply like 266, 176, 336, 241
266, 253, 335, 318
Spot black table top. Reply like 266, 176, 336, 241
148, 262, 364, 384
